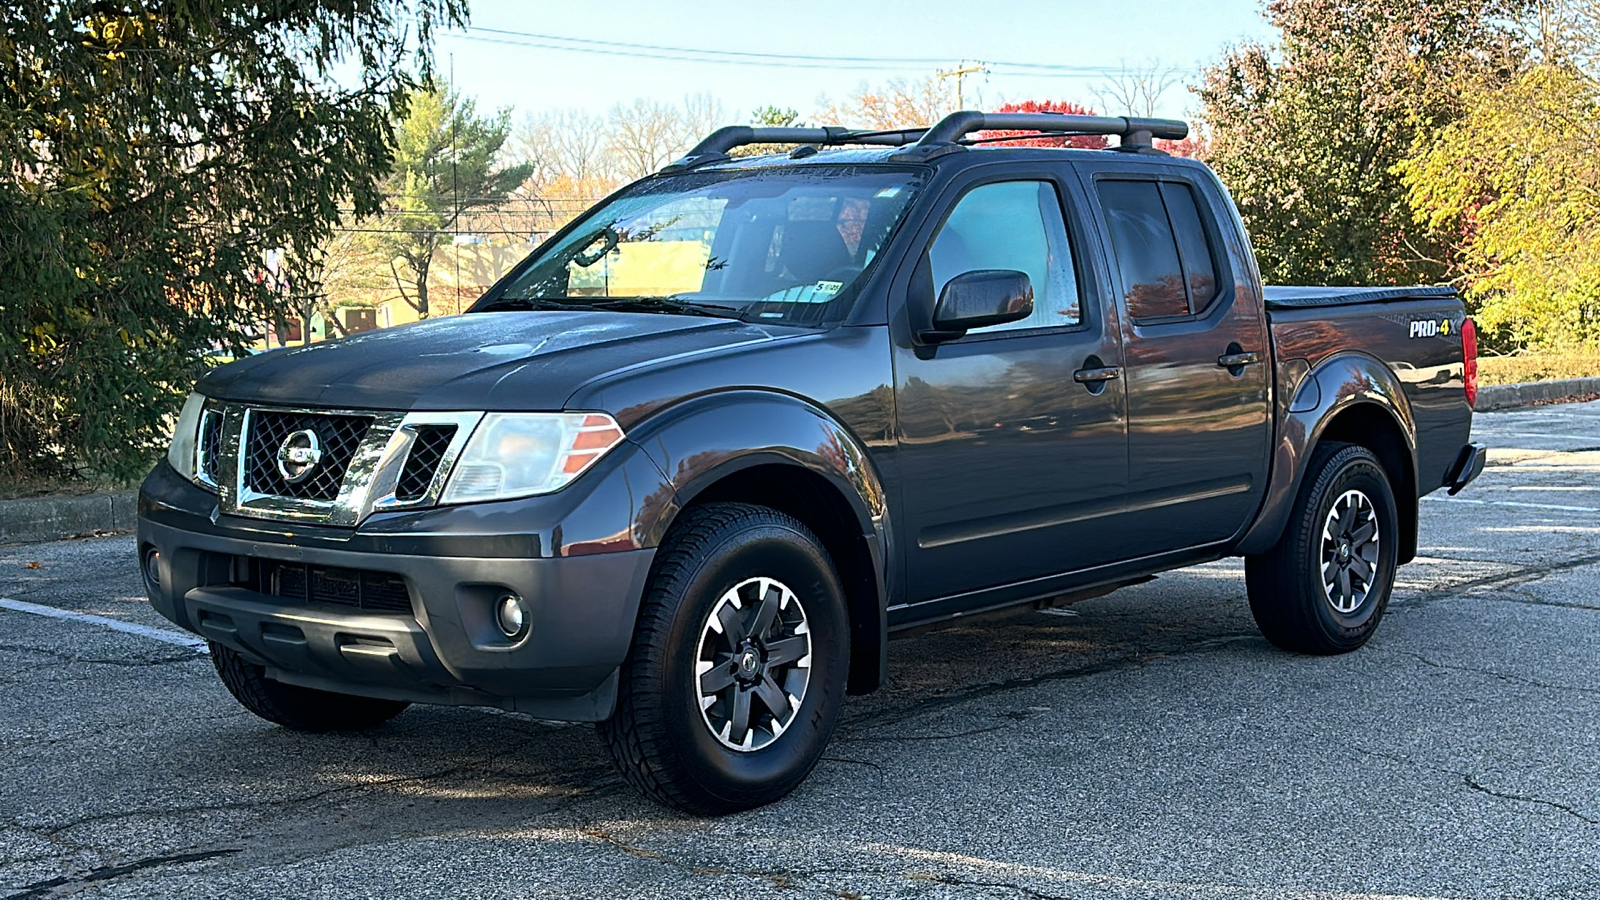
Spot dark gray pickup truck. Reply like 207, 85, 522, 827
139, 111, 1485, 813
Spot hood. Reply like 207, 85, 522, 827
199, 311, 785, 411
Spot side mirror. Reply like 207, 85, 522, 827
926, 269, 1033, 341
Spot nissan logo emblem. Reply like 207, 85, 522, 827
276, 429, 324, 484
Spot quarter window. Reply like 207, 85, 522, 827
1097, 179, 1223, 320
927, 180, 1082, 334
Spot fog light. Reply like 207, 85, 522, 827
495, 593, 527, 639
142, 548, 161, 588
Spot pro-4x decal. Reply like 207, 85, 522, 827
1408, 317, 1453, 338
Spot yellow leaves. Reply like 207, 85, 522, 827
1402, 64, 1600, 349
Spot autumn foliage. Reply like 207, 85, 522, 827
976, 101, 1110, 149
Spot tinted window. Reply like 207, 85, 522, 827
1160, 181, 1219, 314
1097, 180, 1187, 320
927, 181, 1081, 334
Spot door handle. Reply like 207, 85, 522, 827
1217, 351, 1260, 368
1073, 366, 1122, 384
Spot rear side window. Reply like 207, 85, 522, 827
1161, 182, 1220, 312
927, 180, 1081, 334
1097, 179, 1222, 320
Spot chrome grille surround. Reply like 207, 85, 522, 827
213, 405, 481, 526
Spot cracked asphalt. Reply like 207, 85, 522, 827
2, 401, 1598, 900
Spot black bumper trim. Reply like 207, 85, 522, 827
140, 517, 654, 722
1446, 442, 1487, 495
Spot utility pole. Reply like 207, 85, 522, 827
937, 61, 988, 110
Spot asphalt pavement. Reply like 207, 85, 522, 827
2, 401, 1598, 900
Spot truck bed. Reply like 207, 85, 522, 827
1264, 285, 1458, 310
1266, 290, 1473, 498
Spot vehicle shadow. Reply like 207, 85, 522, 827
26, 565, 1271, 881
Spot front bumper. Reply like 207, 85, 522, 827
138, 462, 657, 721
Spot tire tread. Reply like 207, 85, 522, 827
598, 502, 834, 814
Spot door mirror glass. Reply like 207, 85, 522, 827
930, 269, 1034, 336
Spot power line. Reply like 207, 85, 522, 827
445, 26, 1126, 77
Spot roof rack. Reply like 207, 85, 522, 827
662, 127, 923, 172
913, 111, 1188, 151
659, 111, 1190, 172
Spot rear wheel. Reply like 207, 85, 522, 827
211, 643, 410, 731
1245, 442, 1400, 654
599, 503, 849, 814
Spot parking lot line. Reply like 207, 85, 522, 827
0, 596, 208, 652
1422, 495, 1600, 513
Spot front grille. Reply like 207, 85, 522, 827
394, 425, 456, 501
244, 410, 371, 501
230, 556, 413, 614
198, 409, 224, 484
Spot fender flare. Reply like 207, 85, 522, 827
625, 389, 893, 692
1236, 352, 1419, 558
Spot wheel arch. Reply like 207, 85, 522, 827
628, 390, 892, 695
1237, 352, 1420, 563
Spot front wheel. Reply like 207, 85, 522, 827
599, 503, 849, 814
1246, 442, 1400, 654
211, 643, 410, 731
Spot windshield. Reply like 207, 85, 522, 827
477, 166, 924, 326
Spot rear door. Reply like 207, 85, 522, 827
890, 164, 1130, 613
1075, 161, 1271, 556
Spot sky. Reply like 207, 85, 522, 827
432, 0, 1279, 125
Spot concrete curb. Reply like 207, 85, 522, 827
1475, 376, 1600, 412
0, 492, 138, 545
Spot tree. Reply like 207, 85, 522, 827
0, 0, 462, 483
1094, 61, 1182, 118
513, 109, 615, 187
608, 99, 691, 179
980, 100, 1109, 149
816, 75, 958, 129
752, 106, 805, 128
1197, 0, 1531, 287
371, 86, 532, 319
1401, 62, 1600, 350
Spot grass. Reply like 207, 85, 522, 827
1477, 353, 1600, 386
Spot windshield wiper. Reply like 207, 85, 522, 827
476, 295, 745, 320
476, 296, 575, 312
585, 296, 747, 320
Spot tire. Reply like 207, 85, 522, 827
1245, 442, 1400, 654
210, 642, 410, 732
599, 502, 850, 814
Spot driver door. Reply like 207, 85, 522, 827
890, 170, 1131, 618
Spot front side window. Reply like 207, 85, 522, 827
478, 167, 924, 326
927, 180, 1082, 334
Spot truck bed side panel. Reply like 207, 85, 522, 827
1269, 297, 1472, 494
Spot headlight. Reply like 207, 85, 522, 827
440, 412, 625, 504
166, 392, 206, 484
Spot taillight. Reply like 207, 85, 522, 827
1461, 317, 1479, 408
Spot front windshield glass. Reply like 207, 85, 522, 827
479, 166, 924, 325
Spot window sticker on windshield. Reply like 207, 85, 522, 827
875, 187, 902, 198
814, 281, 842, 296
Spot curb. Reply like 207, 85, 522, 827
1474, 376, 1600, 412
0, 492, 138, 545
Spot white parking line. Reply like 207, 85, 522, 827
1472, 431, 1600, 440
1424, 496, 1600, 513
0, 597, 208, 652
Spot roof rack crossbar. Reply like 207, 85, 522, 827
662, 126, 925, 172
916, 110, 1189, 149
